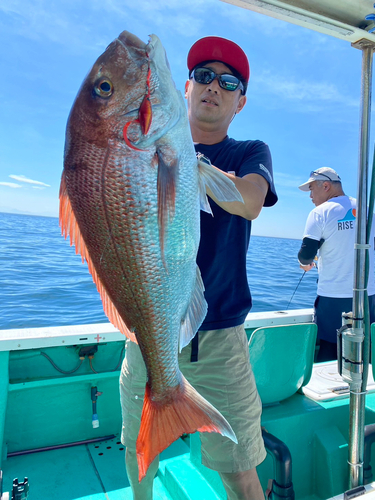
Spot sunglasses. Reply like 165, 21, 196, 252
310, 170, 340, 182
191, 67, 245, 94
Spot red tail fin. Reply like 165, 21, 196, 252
136, 376, 237, 481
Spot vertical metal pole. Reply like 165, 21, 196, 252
349, 41, 374, 489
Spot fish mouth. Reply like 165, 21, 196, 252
117, 31, 147, 52
116, 31, 158, 60
114, 31, 181, 149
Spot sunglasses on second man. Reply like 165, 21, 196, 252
310, 170, 341, 182
191, 67, 245, 94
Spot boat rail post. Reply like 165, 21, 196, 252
347, 39, 375, 489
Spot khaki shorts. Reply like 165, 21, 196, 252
119, 325, 266, 473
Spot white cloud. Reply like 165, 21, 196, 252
9, 175, 51, 187
0, 0, 212, 50
0, 182, 22, 188
275, 171, 305, 188
255, 70, 357, 106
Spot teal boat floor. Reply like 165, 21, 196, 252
4, 393, 375, 499
1, 435, 189, 500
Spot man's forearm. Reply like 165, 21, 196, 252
207, 169, 268, 220
298, 237, 320, 265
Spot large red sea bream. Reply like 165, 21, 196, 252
59, 31, 242, 480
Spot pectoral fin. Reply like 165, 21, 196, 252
157, 146, 178, 259
197, 156, 244, 213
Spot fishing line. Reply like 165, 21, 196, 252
286, 271, 306, 310
286, 254, 319, 310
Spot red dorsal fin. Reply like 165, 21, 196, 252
59, 171, 137, 343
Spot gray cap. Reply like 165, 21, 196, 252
299, 167, 341, 191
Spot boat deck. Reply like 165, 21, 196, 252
2, 392, 375, 500
2, 316, 375, 499
1, 436, 191, 500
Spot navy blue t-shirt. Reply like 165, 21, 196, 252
195, 136, 278, 330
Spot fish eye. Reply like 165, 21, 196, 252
94, 78, 113, 98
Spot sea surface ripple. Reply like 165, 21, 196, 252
0, 212, 317, 331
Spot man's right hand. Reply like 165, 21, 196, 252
299, 262, 315, 272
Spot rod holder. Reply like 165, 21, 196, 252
11, 478, 28, 500
338, 311, 364, 388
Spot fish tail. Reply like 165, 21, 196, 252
136, 376, 237, 481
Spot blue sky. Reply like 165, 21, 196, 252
0, 0, 371, 239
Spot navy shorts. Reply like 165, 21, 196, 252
314, 294, 375, 343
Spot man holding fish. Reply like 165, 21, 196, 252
120, 36, 278, 499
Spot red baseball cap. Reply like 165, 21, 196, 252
187, 36, 250, 83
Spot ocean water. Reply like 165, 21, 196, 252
0, 212, 317, 331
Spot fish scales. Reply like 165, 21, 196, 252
60, 30, 240, 481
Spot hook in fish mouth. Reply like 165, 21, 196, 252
114, 33, 155, 152
115, 32, 180, 152
122, 54, 152, 152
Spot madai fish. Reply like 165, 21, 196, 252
59, 30, 243, 481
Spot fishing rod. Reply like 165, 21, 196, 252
286, 250, 320, 310
286, 271, 306, 310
